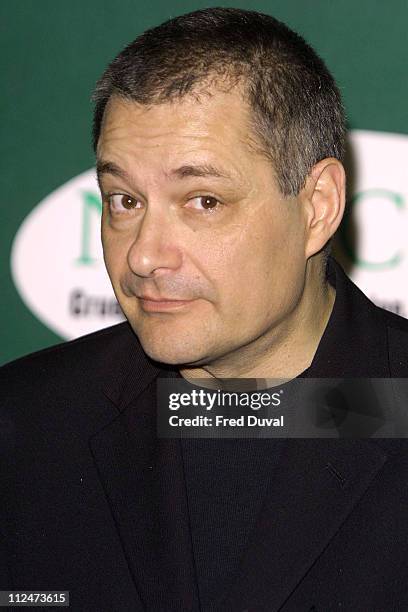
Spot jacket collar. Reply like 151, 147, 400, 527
306, 256, 390, 377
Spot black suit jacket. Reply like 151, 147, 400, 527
1, 258, 408, 611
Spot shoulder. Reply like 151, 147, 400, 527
0, 322, 155, 444
0, 321, 144, 397
376, 305, 408, 375
380, 306, 408, 334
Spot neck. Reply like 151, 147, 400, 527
179, 258, 335, 386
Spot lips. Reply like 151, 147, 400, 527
138, 295, 195, 312
138, 295, 189, 302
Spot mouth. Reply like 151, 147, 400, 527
138, 297, 196, 312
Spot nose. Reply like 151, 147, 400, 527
126, 207, 183, 278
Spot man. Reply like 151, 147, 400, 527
1, 7, 407, 611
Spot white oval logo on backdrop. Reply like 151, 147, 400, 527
10, 129, 408, 340
11, 169, 125, 340
333, 130, 408, 318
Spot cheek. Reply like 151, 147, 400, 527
202, 214, 303, 316
209, 217, 280, 281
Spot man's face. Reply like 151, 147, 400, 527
97, 91, 308, 366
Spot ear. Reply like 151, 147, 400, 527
301, 158, 346, 259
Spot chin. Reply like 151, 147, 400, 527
138, 336, 209, 366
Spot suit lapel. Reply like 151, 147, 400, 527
89, 326, 200, 611
219, 438, 389, 611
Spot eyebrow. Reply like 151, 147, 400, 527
95, 159, 232, 190
96, 160, 128, 190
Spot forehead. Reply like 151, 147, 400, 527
97, 90, 263, 168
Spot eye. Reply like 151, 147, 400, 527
186, 195, 221, 212
106, 194, 142, 213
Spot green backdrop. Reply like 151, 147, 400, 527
2, 0, 408, 365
